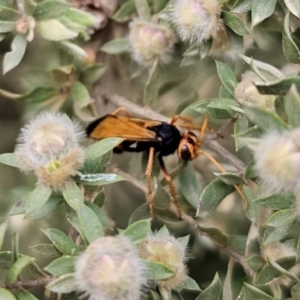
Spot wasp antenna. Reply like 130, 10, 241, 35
200, 150, 248, 209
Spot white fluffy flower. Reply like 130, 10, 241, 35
76, 236, 146, 300
15, 112, 85, 190
170, 0, 222, 44
252, 129, 300, 195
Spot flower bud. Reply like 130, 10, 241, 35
129, 20, 175, 66
139, 233, 187, 290
251, 129, 300, 195
170, 0, 222, 44
75, 236, 146, 300
235, 71, 276, 111
15, 112, 85, 190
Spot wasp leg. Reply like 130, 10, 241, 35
145, 147, 155, 217
199, 149, 248, 209
158, 155, 182, 219
111, 107, 131, 117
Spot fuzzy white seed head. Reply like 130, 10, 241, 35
15, 112, 84, 171
235, 71, 276, 111
261, 242, 295, 262
139, 233, 187, 290
252, 129, 300, 195
34, 146, 85, 191
129, 20, 175, 66
170, 0, 222, 44
75, 236, 146, 300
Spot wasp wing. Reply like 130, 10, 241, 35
87, 115, 161, 141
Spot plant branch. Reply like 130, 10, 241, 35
5, 276, 54, 289
109, 167, 255, 277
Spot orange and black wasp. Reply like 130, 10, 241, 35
86, 108, 244, 218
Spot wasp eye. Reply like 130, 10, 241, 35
187, 137, 195, 145
179, 145, 191, 160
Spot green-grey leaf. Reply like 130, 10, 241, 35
25, 185, 52, 216
3, 33, 27, 74
0, 220, 8, 251
145, 260, 174, 280
251, 0, 276, 28
44, 256, 75, 276
79, 173, 125, 186
285, 85, 300, 127
245, 254, 264, 272
33, 0, 70, 20
282, 12, 300, 64
64, 7, 95, 26
29, 244, 60, 258
85, 137, 124, 160
0, 288, 16, 300
215, 172, 244, 185
291, 282, 300, 299
196, 273, 222, 300
197, 225, 228, 246
81, 64, 107, 86
199, 178, 235, 216
242, 106, 288, 131
179, 276, 201, 291
243, 282, 275, 299
129, 203, 151, 224
240, 55, 284, 80
71, 81, 91, 108
101, 38, 131, 54
26, 194, 63, 219
297, 235, 300, 262
263, 209, 296, 245
78, 204, 104, 242
222, 11, 249, 35
179, 162, 200, 208
191, 100, 233, 119
84, 201, 111, 228
15, 289, 38, 300
0, 6, 18, 20
256, 77, 300, 95
123, 219, 151, 242
255, 256, 296, 285
38, 19, 77, 41
215, 61, 237, 97
254, 192, 295, 210
0, 153, 18, 167
232, 0, 253, 13
112, 1, 136, 22
134, 0, 151, 21
6, 255, 35, 284
42, 228, 78, 255
177, 236, 189, 250
284, 0, 300, 19
0, 21, 16, 33
234, 115, 249, 151
207, 98, 238, 115
46, 273, 77, 293
62, 180, 84, 212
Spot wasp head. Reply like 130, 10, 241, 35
178, 131, 200, 161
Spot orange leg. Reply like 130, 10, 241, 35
158, 155, 182, 219
145, 147, 155, 217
